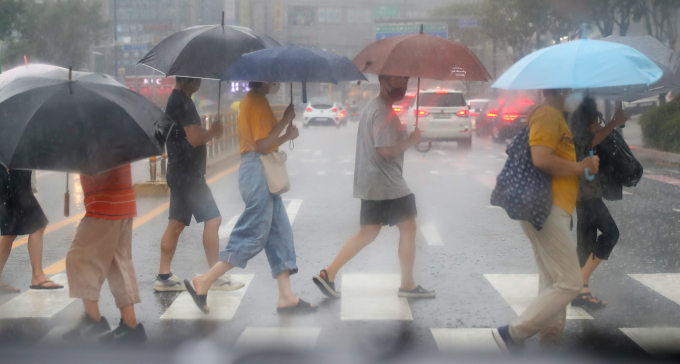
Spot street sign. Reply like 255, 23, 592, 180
122, 44, 148, 52
459, 18, 479, 28
375, 23, 448, 41
373, 6, 399, 19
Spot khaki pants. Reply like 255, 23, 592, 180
66, 217, 140, 308
509, 205, 582, 346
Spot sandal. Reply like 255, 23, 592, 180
571, 285, 608, 308
312, 269, 340, 298
0, 282, 21, 294
29, 280, 64, 290
184, 279, 209, 314
277, 298, 318, 315
398, 285, 436, 298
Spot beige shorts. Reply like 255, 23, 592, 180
66, 217, 140, 308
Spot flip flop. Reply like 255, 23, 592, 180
0, 282, 21, 294
184, 279, 209, 314
29, 280, 64, 290
276, 299, 318, 315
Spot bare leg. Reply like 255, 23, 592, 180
580, 253, 606, 303
277, 270, 306, 308
192, 261, 234, 295
83, 299, 102, 322
158, 219, 186, 275
324, 225, 381, 282
396, 218, 417, 290
119, 304, 138, 328
0, 235, 18, 290
202, 216, 222, 268
26, 227, 59, 287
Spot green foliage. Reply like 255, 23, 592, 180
0, 0, 23, 41
0, 0, 108, 69
639, 98, 680, 153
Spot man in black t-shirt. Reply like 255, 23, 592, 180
153, 77, 243, 292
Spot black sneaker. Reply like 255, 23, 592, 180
398, 285, 436, 298
99, 320, 147, 344
492, 325, 526, 355
62, 314, 111, 341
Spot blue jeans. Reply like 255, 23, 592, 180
219, 152, 298, 278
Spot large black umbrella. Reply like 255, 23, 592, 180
589, 35, 680, 101
137, 14, 279, 115
0, 65, 173, 175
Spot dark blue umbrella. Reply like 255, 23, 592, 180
221, 44, 367, 103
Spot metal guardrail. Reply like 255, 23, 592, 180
147, 105, 287, 182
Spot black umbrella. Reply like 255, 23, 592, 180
137, 13, 279, 115
0, 65, 173, 175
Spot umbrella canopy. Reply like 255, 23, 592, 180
352, 30, 492, 81
137, 24, 279, 80
588, 35, 680, 101
492, 39, 663, 90
221, 44, 367, 84
0, 65, 173, 175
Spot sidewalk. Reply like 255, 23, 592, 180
624, 116, 680, 168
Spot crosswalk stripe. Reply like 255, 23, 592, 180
0, 274, 75, 319
285, 199, 303, 225
420, 223, 443, 246
341, 274, 412, 320
484, 274, 593, 320
234, 327, 321, 350
474, 175, 496, 189
628, 273, 680, 306
219, 214, 241, 239
317, 171, 326, 175
430, 328, 502, 354
619, 327, 680, 355
160, 274, 254, 320
12, 212, 86, 250
219, 199, 303, 240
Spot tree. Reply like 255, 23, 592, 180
1, 0, 109, 69
0, 0, 23, 42
591, 0, 646, 37
636, 0, 680, 49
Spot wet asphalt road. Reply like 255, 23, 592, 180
1, 120, 680, 359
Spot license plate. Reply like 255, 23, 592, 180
432, 113, 451, 119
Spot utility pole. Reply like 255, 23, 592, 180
113, 0, 118, 80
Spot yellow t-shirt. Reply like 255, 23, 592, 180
528, 105, 578, 215
238, 91, 279, 154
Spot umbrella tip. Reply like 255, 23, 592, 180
582, 24, 587, 40
420, 24, 424, 34
222, 11, 225, 27
68, 66, 72, 81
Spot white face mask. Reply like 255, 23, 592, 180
267, 82, 280, 94
564, 91, 584, 113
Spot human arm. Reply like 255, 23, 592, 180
589, 109, 627, 148
377, 129, 422, 159
253, 104, 296, 153
531, 145, 599, 176
184, 121, 223, 148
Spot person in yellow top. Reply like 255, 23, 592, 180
187, 82, 317, 315
493, 89, 600, 354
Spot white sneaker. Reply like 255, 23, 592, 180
209, 273, 245, 291
153, 274, 186, 292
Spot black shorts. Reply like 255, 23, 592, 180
168, 177, 220, 226
360, 194, 417, 227
1, 170, 48, 236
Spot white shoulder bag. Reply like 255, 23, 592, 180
246, 142, 290, 195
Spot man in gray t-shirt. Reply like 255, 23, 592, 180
312, 75, 435, 299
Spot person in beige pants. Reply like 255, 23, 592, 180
492, 90, 600, 354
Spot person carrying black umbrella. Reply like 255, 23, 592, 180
0, 169, 63, 292
568, 98, 627, 308
154, 77, 243, 292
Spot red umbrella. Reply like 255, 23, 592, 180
353, 25, 492, 152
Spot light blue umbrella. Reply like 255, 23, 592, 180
492, 29, 663, 90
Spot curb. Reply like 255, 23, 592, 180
630, 146, 680, 167
133, 153, 240, 197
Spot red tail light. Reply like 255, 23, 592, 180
434, 90, 449, 94
457, 110, 469, 117
518, 99, 534, 105
332, 108, 338, 112
340, 110, 346, 117
487, 110, 498, 117
393, 107, 403, 113
306, 107, 312, 111
414, 110, 430, 116
471, 112, 478, 117
502, 114, 519, 121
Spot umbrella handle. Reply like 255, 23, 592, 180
584, 150, 595, 181
415, 141, 432, 153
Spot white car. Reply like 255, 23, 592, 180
406, 89, 472, 148
466, 98, 489, 130
303, 102, 345, 128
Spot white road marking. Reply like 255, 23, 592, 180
314, 151, 321, 155
37, 171, 56, 178
160, 274, 254, 320
235, 327, 321, 350
629, 274, 680, 306
485, 170, 495, 174
344, 171, 353, 175
421, 223, 443, 246
301, 159, 318, 163
322, 159, 330, 162
341, 274, 413, 320
430, 171, 440, 175
435, 151, 446, 155
431, 328, 502, 354
317, 171, 326, 175
623, 191, 632, 195
673, 208, 680, 213
219, 214, 241, 239
289, 172, 299, 176
285, 199, 303, 225
340, 159, 353, 163
619, 327, 680, 355
0, 274, 75, 319
474, 175, 497, 189
484, 274, 593, 320
486, 205, 502, 209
